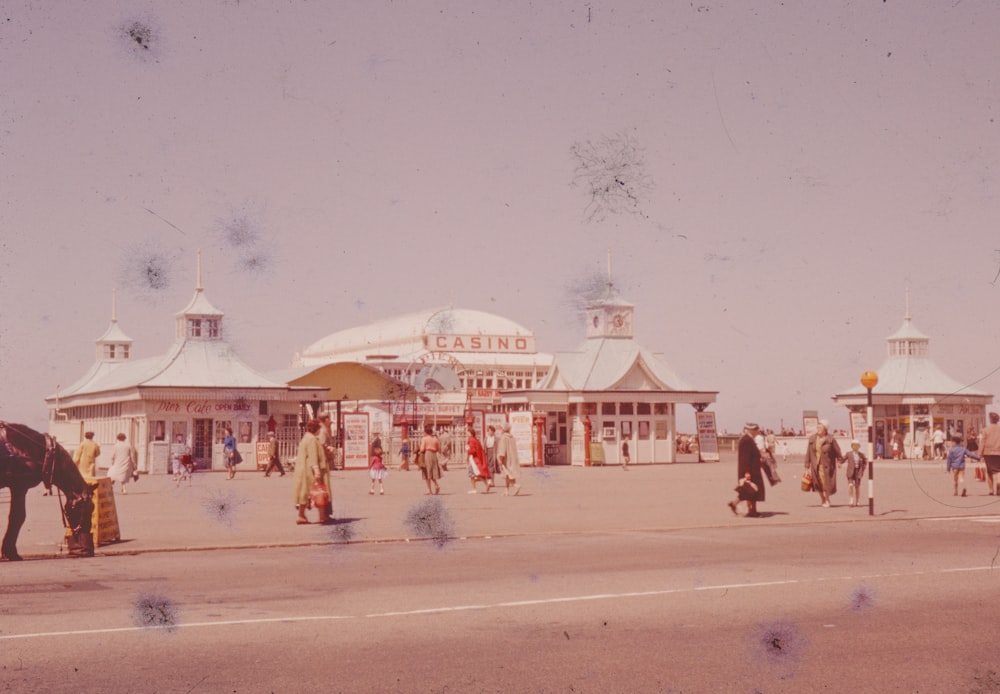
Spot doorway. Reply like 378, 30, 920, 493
192, 418, 213, 468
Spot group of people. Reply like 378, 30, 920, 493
731, 419, 869, 515
949, 411, 1000, 497
72, 431, 139, 494
289, 419, 524, 525
731, 412, 1000, 515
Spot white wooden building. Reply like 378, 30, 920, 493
46, 263, 325, 473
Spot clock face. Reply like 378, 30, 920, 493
613, 314, 625, 329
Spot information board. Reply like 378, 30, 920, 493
695, 411, 720, 462
342, 412, 370, 469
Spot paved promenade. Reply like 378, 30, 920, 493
7, 453, 1000, 559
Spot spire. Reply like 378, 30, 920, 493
175, 250, 224, 340
96, 289, 133, 361
887, 289, 928, 358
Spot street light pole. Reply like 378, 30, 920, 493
861, 370, 879, 517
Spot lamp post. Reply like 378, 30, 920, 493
861, 370, 878, 516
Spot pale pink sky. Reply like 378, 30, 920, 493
2, 1, 999, 433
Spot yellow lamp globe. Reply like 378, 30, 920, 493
860, 371, 879, 390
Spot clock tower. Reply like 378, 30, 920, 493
585, 290, 634, 339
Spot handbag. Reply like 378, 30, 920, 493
801, 471, 813, 492
414, 450, 426, 469
763, 456, 781, 486
232, 449, 242, 465
975, 464, 986, 482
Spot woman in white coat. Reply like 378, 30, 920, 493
107, 433, 136, 494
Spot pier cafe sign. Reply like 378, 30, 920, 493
153, 399, 254, 415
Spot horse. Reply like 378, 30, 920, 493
0, 421, 95, 560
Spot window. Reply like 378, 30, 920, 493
602, 402, 616, 415
215, 420, 232, 443
122, 345, 129, 359
654, 403, 669, 415
171, 421, 188, 445
621, 421, 632, 437
637, 403, 651, 415
638, 421, 650, 440
150, 420, 166, 442
206, 319, 219, 337
188, 319, 202, 337
620, 402, 634, 415
104, 345, 116, 359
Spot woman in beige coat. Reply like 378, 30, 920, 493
293, 419, 329, 524
804, 420, 843, 507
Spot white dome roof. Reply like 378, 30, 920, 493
299, 307, 536, 364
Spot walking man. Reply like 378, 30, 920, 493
979, 412, 1000, 495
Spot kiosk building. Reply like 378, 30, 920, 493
832, 303, 993, 458
47, 263, 325, 473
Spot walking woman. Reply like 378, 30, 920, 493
223, 427, 238, 480
419, 424, 442, 495
466, 426, 491, 494
485, 425, 500, 486
804, 420, 843, 507
106, 433, 136, 494
293, 419, 329, 524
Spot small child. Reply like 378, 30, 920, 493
369, 451, 387, 495
946, 434, 979, 497
728, 472, 759, 516
398, 439, 410, 471
173, 450, 193, 487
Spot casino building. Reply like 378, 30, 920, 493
46, 260, 325, 473
295, 287, 719, 465
293, 307, 553, 436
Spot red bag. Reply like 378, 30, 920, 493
309, 481, 329, 510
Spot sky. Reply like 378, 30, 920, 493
2, 0, 999, 435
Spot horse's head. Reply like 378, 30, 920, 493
45, 437, 95, 535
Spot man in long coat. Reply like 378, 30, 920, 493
804, 419, 843, 507
737, 422, 765, 517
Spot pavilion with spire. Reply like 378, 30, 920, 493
499, 253, 718, 465
832, 291, 993, 458
46, 253, 325, 474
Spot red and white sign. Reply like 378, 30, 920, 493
342, 413, 370, 469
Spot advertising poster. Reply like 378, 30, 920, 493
509, 411, 534, 466
342, 412, 370, 469
485, 412, 508, 436
849, 412, 868, 442
695, 411, 720, 462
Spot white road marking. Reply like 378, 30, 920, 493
1, 565, 996, 641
